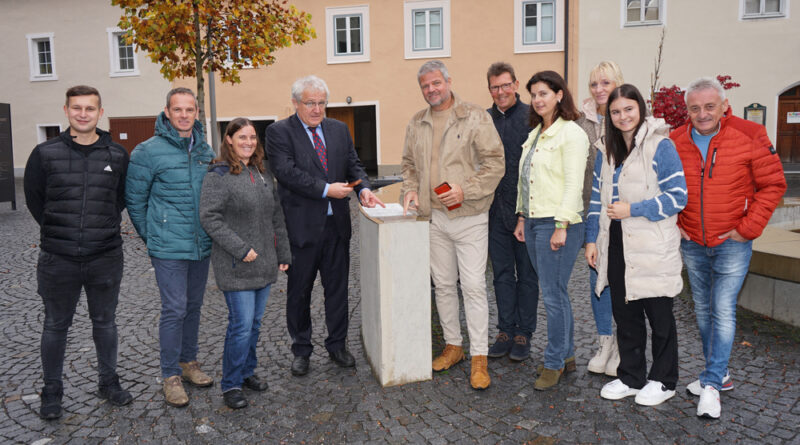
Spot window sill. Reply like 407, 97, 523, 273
109, 70, 140, 78
623, 21, 663, 27
741, 13, 786, 20
29, 75, 58, 82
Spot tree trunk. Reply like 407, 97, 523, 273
193, 2, 206, 127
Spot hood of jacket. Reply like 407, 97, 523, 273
633, 116, 670, 148
581, 97, 602, 124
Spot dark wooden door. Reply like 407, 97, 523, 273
777, 86, 800, 163
325, 107, 355, 142
109, 116, 157, 154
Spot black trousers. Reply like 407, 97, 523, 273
286, 216, 350, 357
37, 248, 123, 390
607, 220, 678, 390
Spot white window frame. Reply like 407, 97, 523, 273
107, 27, 140, 77
26, 33, 57, 81
403, 0, 451, 60
621, 0, 665, 27
36, 124, 62, 143
514, 0, 563, 53
325, 5, 370, 64
740, 0, 788, 19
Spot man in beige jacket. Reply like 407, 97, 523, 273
401, 60, 504, 390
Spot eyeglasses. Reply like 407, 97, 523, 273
302, 101, 327, 109
489, 82, 515, 93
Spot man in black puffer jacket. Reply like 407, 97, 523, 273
24, 85, 132, 420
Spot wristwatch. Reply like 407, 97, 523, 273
554, 221, 568, 229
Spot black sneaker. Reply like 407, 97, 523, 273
39, 385, 63, 420
509, 335, 531, 361
98, 376, 133, 406
488, 332, 513, 358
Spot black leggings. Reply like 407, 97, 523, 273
607, 220, 678, 390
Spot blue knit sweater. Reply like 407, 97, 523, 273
585, 138, 687, 243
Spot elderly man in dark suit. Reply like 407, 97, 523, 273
266, 75, 383, 376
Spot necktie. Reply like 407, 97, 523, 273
308, 126, 327, 172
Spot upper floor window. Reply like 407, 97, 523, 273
335, 15, 363, 55
404, 0, 450, 59
413, 8, 443, 50
523, 1, 555, 44
326, 5, 370, 64
107, 28, 139, 77
26, 33, 57, 81
741, 0, 786, 19
514, 0, 564, 53
623, 0, 664, 26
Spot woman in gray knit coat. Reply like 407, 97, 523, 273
199, 118, 291, 409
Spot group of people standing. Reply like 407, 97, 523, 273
25, 81, 384, 416
24, 55, 785, 421
399, 59, 786, 420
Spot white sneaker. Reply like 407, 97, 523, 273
604, 341, 620, 377
697, 385, 721, 419
687, 372, 733, 396
600, 379, 639, 400
634, 380, 676, 406
587, 335, 614, 374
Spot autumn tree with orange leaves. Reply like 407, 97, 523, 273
112, 0, 315, 124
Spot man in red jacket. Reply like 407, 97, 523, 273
671, 77, 786, 420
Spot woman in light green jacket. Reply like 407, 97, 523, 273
513, 70, 589, 391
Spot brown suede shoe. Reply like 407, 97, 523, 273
470, 355, 491, 390
163, 375, 189, 407
536, 356, 576, 375
534, 367, 563, 391
179, 361, 213, 387
432, 344, 464, 371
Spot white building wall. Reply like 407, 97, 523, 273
577, 0, 799, 143
0, 0, 171, 175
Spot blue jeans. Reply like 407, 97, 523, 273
488, 209, 539, 338
151, 257, 211, 378
680, 238, 753, 390
589, 267, 613, 336
524, 217, 584, 370
221, 285, 270, 392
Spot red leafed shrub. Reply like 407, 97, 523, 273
650, 75, 740, 129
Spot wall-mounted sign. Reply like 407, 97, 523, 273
788, 112, 800, 124
744, 103, 766, 126
0, 103, 16, 210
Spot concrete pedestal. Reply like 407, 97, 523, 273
359, 208, 431, 387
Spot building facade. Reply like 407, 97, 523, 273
1, 0, 171, 176
173, 0, 580, 176
577, 0, 799, 163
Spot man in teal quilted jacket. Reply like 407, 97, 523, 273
125, 88, 216, 408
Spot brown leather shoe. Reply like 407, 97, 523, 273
534, 367, 563, 391
537, 356, 576, 375
163, 375, 189, 407
432, 344, 464, 371
179, 361, 213, 387
470, 355, 491, 390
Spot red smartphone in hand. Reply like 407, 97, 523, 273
434, 182, 461, 211
345, 179, 362, 187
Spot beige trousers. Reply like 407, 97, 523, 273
429, 209, 489, 356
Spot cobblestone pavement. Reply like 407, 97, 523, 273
1, 179, 799, 444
